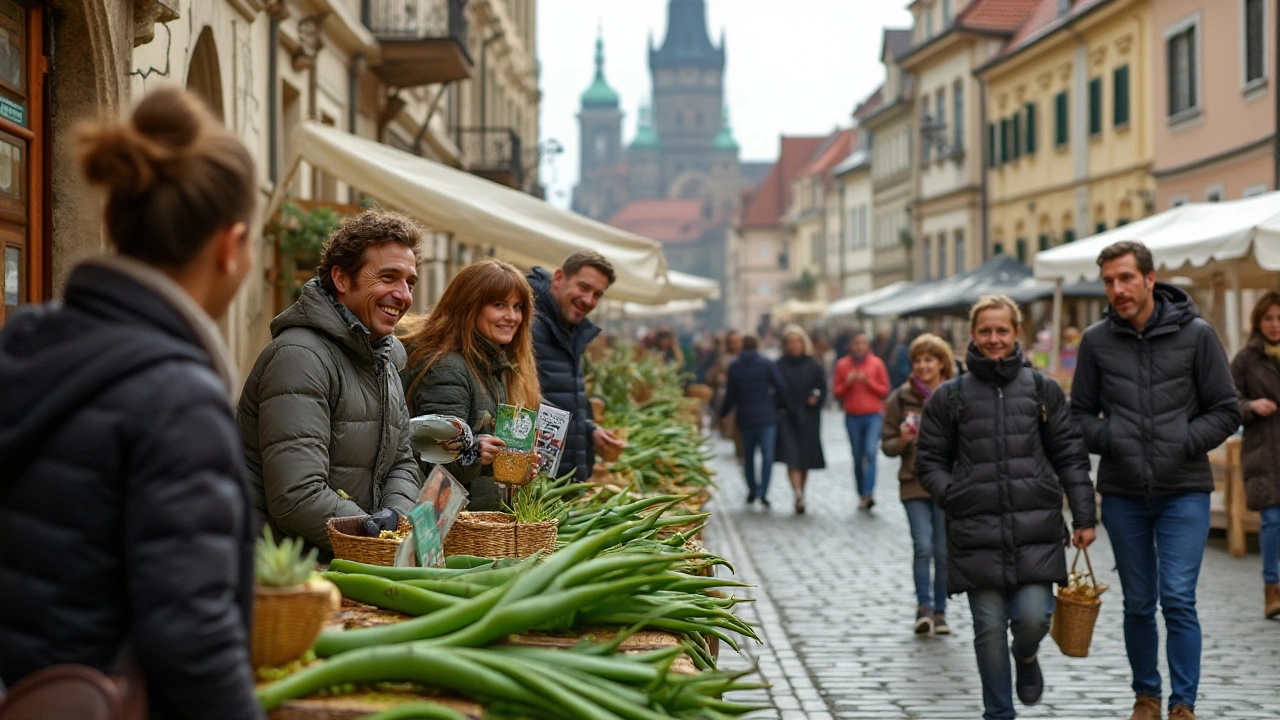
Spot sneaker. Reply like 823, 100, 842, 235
1169, 705, 1196, 720
1128, 695, 1162, 720
1014, 654, 1043, 706
914, 607, 933, 634
760, 497, 771, 509
1266, 583, 1280, 619
932, 612, 950, 635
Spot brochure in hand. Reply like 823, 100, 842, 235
494, 403, 539, 452
534, 402, 572, 477
394, 466, 469, 567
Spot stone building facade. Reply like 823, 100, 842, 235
2, 0, 542, 375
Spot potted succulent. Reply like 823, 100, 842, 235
251, 530, 339, 669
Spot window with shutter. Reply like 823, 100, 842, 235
1113, 65, 1130, 127
1245, 0, 1265, 84
1015, 239, 1027, 263
1000, 118, 1010, 163
988, 123, 997, 167
1012, 111, 1022, 160
1038, 234, 1050, 251
1025, 102, 1037, 154
1064, 229, 1076, 244
953, 82, 964, 151
1096, 221, 1107, 234
993, 241, 1004, 256
1054, 91, 1068, 147
1088, 77, 1102, 136
954, 230, 965, 273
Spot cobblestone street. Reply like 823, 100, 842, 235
703, 410, 1280, 720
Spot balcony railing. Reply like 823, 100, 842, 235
363, 0, 472, 87
458, 127, 523, 189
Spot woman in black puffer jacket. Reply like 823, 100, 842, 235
916, 295, 1096, 720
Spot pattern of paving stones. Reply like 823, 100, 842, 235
702, 410, 1280, 719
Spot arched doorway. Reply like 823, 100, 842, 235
185, 27, 225, 122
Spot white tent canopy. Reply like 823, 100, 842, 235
621, 299, 707, 317
824, 281, 912, 320
280, 122, 718, 305
771, 298, 828, 320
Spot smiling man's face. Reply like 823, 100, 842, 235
331, 243, 418, 339
550, 265, 609, 326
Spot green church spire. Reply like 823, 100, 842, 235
713, 105, 739, 152
580, 28, 620, 109
630, 102, 660, 151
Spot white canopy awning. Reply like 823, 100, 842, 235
824, 281, 912, 319
621, 298, 707, 317
1035, 191, 1280, 286
667, 271, 722, 301
283, 122, 706, 304
771, 297, 828, 319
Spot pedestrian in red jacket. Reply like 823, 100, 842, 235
833, 330, 891, 510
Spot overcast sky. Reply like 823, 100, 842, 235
535, 0, 915, 209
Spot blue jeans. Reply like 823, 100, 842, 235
739, 424, 777, 501
903, 498, 947, 613
1101, 492, 1210, 710
968, 584, 1054, 720
844, 413, 882, 498
1260, 506, 1280, 585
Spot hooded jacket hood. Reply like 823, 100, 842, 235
0, 258, 221, 475
1103, 281, 1200, 336
272, 278, 406, 371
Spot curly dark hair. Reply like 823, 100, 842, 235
317, 210, 423, 295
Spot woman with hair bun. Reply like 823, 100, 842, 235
0, 89, 264, 719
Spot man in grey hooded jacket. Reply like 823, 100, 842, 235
239, 211, 424, 554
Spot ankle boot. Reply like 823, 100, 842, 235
1266, 583, 1280, 619
1129, 696, 1161, 720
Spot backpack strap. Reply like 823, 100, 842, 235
1032, 369, 1047, 423
948, 372, 965, 423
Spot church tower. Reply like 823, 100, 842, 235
571, 32, 624, 219
648, 0, 725, 197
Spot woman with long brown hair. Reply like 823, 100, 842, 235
1230, 290, 1280, 619
400, 259, 541, 510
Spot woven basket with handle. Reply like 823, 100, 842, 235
326, 514, 411, 567
251, 579, 339, 668
1050, 547, 1105, 658
442, 511, 557, 559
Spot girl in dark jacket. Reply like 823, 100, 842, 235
775, 324, 826, 514
881, 332, 955, 635
1229, 290, 1280, 619
401, 260, 542, 511
0, 90, 263, 719
916, 295, 1097, 720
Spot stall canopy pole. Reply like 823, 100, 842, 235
1228, 262, 1243, 357
1050, 278, 1063, 374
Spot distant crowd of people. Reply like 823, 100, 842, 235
709, 239, 1280, 720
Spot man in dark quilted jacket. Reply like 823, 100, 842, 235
1071, 241, 1240, 720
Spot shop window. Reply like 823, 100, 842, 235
0, 0, 44, 328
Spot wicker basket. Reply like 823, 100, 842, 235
252, 580, 339, 668
326, 514, 411, 567
1050, 548, 1104, 658
442, 511, 558, 559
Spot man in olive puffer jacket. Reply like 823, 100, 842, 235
1071, 241, 1240, 720
239, 212, 424, 555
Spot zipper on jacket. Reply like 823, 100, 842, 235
996, 384, 1016, 588
1141, 338, 1155, 495
370, 357, 389, 508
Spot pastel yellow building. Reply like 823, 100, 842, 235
979, 0, 1155, 266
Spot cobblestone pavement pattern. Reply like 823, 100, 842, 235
703, 410, 1280, 720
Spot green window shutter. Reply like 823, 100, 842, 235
1055, 92, 1069, 146
1025, 102, 1037, 154
988, 123, 998, 167
1016, 239, 1027, 263
1095, 221, 1107, 234
1117, 217, 1130, 227
1000, 119, 1009, 163
1064, 229, 1076, 244
1012, 112, 1022, 160
1088, 77, 1102, 135
1038, 234, 1050, 251
994, 241, 1005, 256
1113, 65, 1130, 127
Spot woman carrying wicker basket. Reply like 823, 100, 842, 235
916, 295, 1097, 720
401, 259, 542, 511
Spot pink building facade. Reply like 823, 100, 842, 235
1153, 0, 1277, 209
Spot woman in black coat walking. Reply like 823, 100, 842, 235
916, 295, 1096, 720
775, 325, 827, 513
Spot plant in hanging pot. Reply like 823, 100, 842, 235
251, 529, 339, 669
273, 202, 342, 302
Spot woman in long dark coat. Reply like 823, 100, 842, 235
1230, 290, 1280, 619
775, 324, 826, 513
